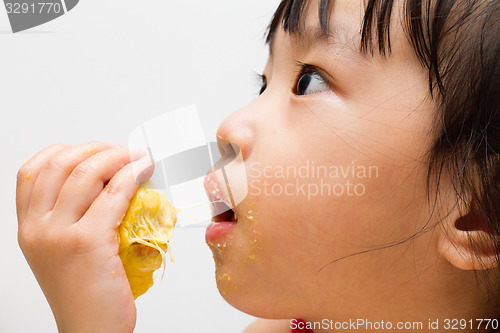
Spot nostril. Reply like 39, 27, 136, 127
229, 142, 240, 157
216, 141, 238, 162
215, 107, 256, 161
222, 141, 234, 155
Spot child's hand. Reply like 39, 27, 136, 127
16, 142, 154, 333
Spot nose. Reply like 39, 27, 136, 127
216, 102, 256, 161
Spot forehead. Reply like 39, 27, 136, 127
268, 0, 364, 63
268, 0, 413, 62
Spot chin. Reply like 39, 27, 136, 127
208, 244, 296, 320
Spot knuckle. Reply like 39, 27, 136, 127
39, 145, 69, 171
62, 228, 96, 254
18, 227, 29, 250
18, 224, 41, 253
80, 141, 104, 154
43, 229, 62, 250
17, 165, 31, 183
45, 158, 66, 173
17, 144, 68, 181
44, 227, 85, 253
18, 215, 97, 256
104, 182, 122, 198
49, 143, 67, 151
103, 182, 130, 209
70, 162, 95, 181
85, 140, 106, 147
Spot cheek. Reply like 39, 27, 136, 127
215, 98, 437, 312
248, 129, 433, 273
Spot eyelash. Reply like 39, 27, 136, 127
292, 62, 330, 95
257, 73, 267, 95
256, 63, 330, 96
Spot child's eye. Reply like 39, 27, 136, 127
293, 66, 330, 96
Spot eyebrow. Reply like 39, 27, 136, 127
269, 25, 370, 64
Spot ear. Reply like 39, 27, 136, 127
438, 200, 499, 271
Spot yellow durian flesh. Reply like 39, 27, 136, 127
118, 186, 177, 299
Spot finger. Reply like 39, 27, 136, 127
79, 155, 154, 231
16, 144, 69, 223
28, 142, 119, 217
51, 148, 149, 225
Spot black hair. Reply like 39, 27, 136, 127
266, 0, 500, 317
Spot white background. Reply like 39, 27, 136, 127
0, 1, 278, 332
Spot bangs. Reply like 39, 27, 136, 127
265, 0, 396, 56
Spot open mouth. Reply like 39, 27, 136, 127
204, 174, 238, 223
204, 174, 239, 242
208, 189, 238, 223
211, 199, 238, 223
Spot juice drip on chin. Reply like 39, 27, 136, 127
217, 272, 238, 295
207, 237, 231, 257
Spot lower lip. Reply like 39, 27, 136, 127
205, 221, 237, 243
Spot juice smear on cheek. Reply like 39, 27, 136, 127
246, 209, 261, 261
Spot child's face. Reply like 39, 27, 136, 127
206, 0, 449, 320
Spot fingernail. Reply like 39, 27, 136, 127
132, 155, 154, 185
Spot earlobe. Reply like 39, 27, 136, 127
438, 201, 499, 271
